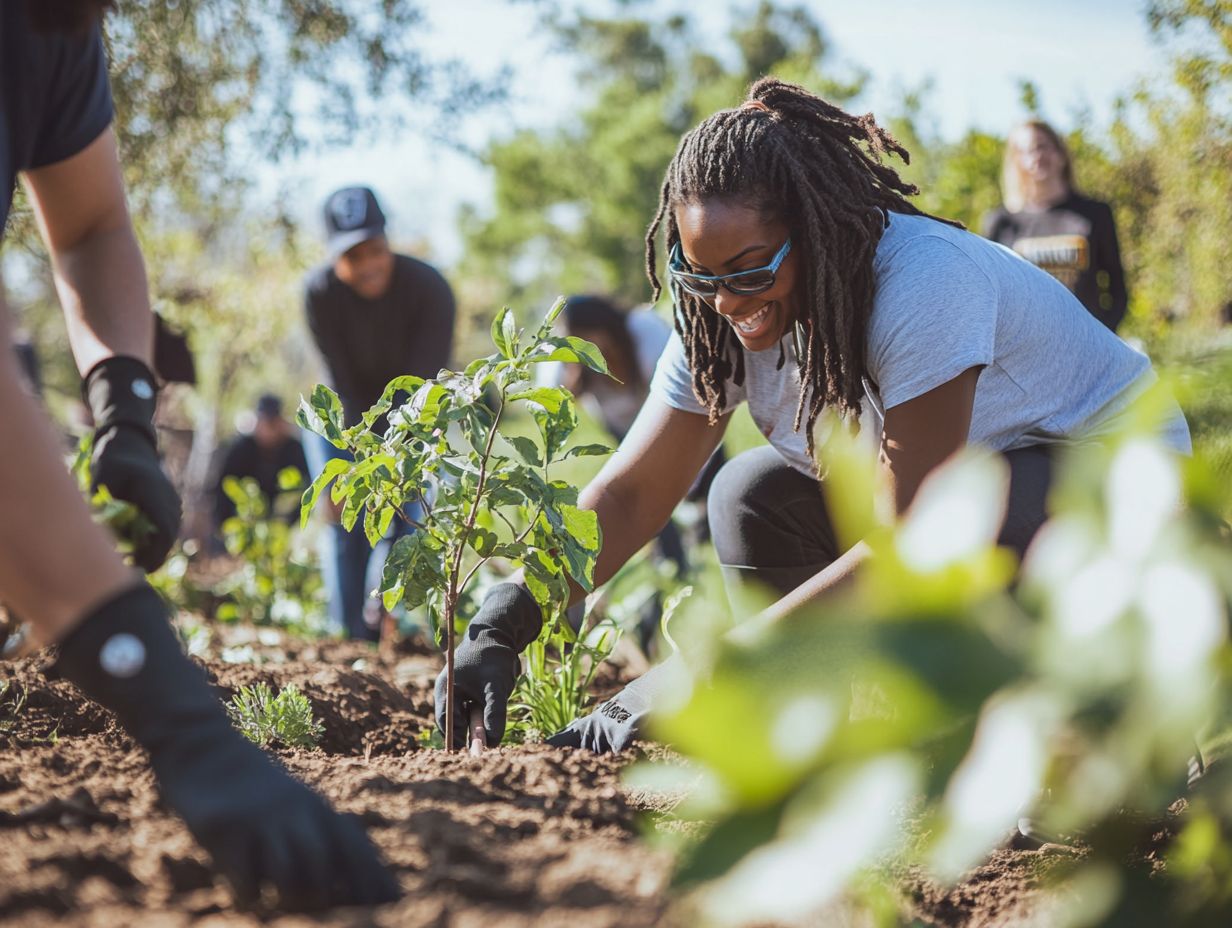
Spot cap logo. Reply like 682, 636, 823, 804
131, 379, 154, 401
331, 190, 368, 230
99, 633, 146, 678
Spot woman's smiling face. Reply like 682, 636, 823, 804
674, 198, 800, 352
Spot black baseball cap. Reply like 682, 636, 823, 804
323, 186, 386, 262
256, 393, 284, 419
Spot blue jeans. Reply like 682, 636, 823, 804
303, 431, 416, 641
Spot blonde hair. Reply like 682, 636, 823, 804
1001, 120, 1076, 212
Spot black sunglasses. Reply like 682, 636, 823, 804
668, 238, 792, 297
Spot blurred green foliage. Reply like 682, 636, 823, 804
214, 470, 327, 634
634, 397, 1232, 926
455, 2, 865, 325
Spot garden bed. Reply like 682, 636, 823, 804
0, 624, 1124, 927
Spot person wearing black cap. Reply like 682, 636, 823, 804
212, 393, 310, 532
0, 1, 398, 909
303, 186, 455, 640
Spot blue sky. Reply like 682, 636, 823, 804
264, 0, 1169, 267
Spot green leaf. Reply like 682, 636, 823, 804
392, 382, 449, 429
674, 805, 788, 888
340, 481, 371, 532
379, 534, 415, 610
509, 385, 571, 414
490, 466, 550, 508
529, 336, 610, 377
301, 458, 350, 528
363, 503, 396, 548
297, 385, 348, 448
507, 435, 543, 467
542, 503, 601, 589
523, 547, 567, 615
547, 479, 580, 507
380, 531, 447, 612
563, 443, 614, 460
532, 396, 579, 461
491, 306, 519, 359
276, 466, 305, 491
490, 542, 530, 560
351, 375, 427, 435
468, 526, 500, 557
535, 296, 567, 342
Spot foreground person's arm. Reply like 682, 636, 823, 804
0, 305, 398, 909
553, 368, 982, 752
436, 398, 727, 747
23, 128, 180, 571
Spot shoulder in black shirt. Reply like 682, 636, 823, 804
0, 6, 114, 232
304, 253, 456, 425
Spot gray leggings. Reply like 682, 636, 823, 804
708, 444, 1053, 597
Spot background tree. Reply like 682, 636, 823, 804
2, 0, 506, 539
454, 2, 865, 342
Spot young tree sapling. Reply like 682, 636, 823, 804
298, 299, 612, 750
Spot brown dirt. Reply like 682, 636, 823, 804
0, 630, 670, 928
0, 623, 1094, 928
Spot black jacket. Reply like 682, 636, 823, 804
304, 255, 455, 427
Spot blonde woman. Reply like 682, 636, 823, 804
982, 121, 1128, 332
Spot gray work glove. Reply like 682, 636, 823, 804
435, 582, 543, 749
547, 654, 684, 754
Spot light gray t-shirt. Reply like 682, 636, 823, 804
650, 212, 1190, 477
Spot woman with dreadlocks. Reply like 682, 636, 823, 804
436, 77, 1190, 756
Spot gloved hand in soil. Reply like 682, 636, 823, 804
435, 582, 543, 749
547, 654, 683, 754
84, 356, 182, 572
53, 583, 400, 909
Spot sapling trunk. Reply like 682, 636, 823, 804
468, 705, 486, 757
445, 593, 456, 752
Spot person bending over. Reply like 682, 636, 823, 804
212, 393, 310, 532
303, 186, 455, 641
0, 1, 397, 908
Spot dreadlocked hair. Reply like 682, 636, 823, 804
645, 76, 963, 460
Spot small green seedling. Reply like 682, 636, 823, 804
509, 613, 621, 741
298, 299, 611, 751
226, 682, 323, 750
0, 679, 27, 736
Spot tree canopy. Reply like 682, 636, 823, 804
456, 3, 865, 313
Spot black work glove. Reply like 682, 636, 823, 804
547, 654, 683, 754
435, 582, 543, 749
84, 356, 182, 572
53, 585, 400, 909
